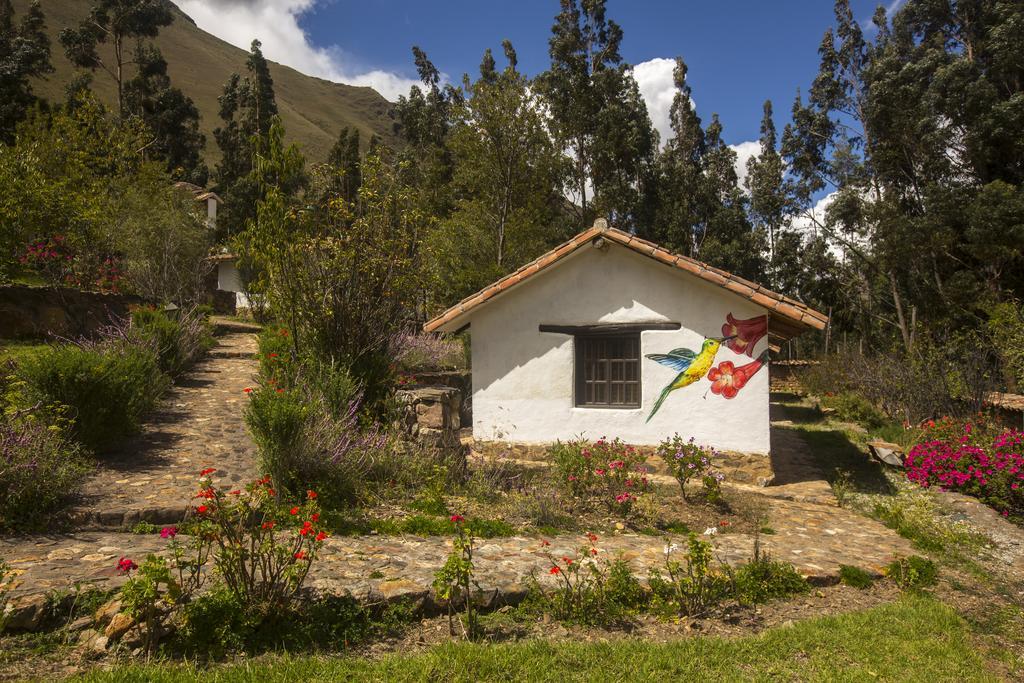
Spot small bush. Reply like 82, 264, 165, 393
648, 534, 733, 617
0, 417, 91, 531
820, 392, 888, 429
886, 555, 938, 589
131, 306, 214, 377
550, 437, 651, 517
838, 565, 875, 589
732, 547, 809, 604
528, 533, 647, 625
17, 341, 168, 452
656, 434, 725, 502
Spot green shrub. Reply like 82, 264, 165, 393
838, 565, 875, 589
131, 306, 214, 377
820, 392, 888, 429
732, 545, 809, 604
0, 417, 91, 531
648, 534, 733, 617
18, 341, 168, 452
886, 555, 938, 589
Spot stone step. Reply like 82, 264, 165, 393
211, 318, 263, 335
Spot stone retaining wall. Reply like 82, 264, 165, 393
0, 285, 148, 339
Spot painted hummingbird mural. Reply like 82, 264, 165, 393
645, 335, 735, 422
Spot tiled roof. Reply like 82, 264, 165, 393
423, 220, 829, 338
173, 181, 223, 204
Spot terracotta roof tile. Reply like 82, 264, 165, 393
424, 222, 829, 337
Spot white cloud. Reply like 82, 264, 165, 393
632, 57, 678, 149
174, 0, 420, 101
729, 140, 760, 190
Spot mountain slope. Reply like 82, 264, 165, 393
15, 0, 399, 165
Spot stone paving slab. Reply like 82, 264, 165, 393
1, 495, 914, 609
70, 333, 260, 529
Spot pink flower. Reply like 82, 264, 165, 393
117, 557, 138, 574
160, 526, 177, 539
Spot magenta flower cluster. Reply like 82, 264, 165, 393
905, 424, 1024, 517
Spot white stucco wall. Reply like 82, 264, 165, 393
217, 260, 250, 309
469, 243, 772, 453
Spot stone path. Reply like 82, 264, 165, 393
69, 331, 260, 529
2, 494, 912, 608
1, 346, 923, 620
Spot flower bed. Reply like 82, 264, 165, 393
904, 417, 1024, 517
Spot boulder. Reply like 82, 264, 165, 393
2, 593, 48, 632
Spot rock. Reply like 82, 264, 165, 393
93, 598, 122, 627
78, 629, 109, 655
2, 593, 48, 632
67, 616, 93, 632
104, 612, 135, 640
867, 441, 904, 467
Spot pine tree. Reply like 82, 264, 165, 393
0, 0, 52, 142
745, 100, 788, 285
539, 0, 656, 228
213, 40, 283, 237
59, 0, 173, 116
326, 126, 361, 205
123, 44, 207, 184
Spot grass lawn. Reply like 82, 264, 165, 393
75, 596, 994, 682
0, 339, 49, 366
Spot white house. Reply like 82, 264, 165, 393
174, 182, 249, 310
424, 220, 828, 455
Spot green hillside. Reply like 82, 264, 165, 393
14, 0, 399, 166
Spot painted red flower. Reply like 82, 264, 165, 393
721, 313, 768, 357
707, 350, 769, 400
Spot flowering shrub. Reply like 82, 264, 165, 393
528, 533, 646, 625
656, 434, 724, 503
390, 332, 466, 371
550, 437, 651, 516
0, 416, 90, 531
19, 236, 125, 292
904, 418, 1024, 516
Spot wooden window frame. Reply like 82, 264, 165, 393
573, 333, 642, 409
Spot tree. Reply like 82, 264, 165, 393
213, 40, 283, 237
648, 57, 705, 256
0, 0, 52, 142
428, 43, 569, 305
538, 0, 656, 227
325, 126, 361, 205
123, 43, 207, 184
59, 0, 173, 116
745, 100, 789, 285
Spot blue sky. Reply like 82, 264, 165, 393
177, 0, 903, 167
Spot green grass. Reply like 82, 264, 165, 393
0, 339, 49, 366
72, 596, 996, 682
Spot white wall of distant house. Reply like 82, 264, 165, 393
469, 244, 772, 453
217, 260, 250, 309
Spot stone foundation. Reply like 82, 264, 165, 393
0, 285, 149, 339
396, 386, 463, 448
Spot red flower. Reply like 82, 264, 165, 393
541, 539, 551, 547
586, 532, 598, 542
276, 388, 285, 394
719, 520, 730, 527
549, 566, 560, 575
307, 490, 318, 500
290, 507, 300, 515
117, 557, 138, 574
311, 513, 320, 522
450, 514, 465, 523
243, 387, 253, 394
261, 521, 275, 530
294, 551, 307, 560
267, 488, 275, 496
196, 504, 208, 514
160, 526, 177, 539
590, 548, 598, 556
315, 531, 328, 541
269, 353, 278, 358
200, 468, 216, 477
707, 350, 769, 400
300, 527, 310, 536
229, 490, 241, 496
721, 313, 768, 357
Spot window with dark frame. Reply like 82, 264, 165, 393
575, 334, 641, 408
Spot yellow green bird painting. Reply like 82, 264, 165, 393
645, 335, 735, 422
